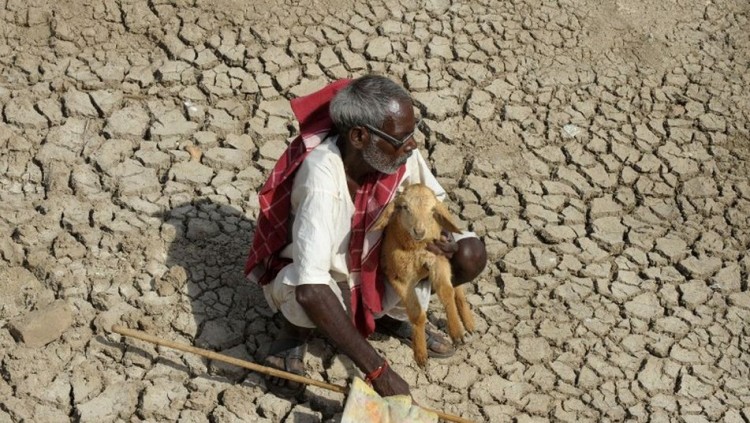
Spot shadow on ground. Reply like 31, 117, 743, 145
161, 199, 277, 379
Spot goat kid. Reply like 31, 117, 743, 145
372, 183, 475, 367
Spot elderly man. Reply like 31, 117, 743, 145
245, 75, 487, 397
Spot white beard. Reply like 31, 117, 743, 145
362, 142, 411, 174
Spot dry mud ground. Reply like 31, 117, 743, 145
1, 0, 749, 422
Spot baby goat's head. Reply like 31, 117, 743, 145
372, 183, 461, 241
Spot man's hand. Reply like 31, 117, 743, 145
295, 284, 412, 398
370, 366, 411, 397
426, 230, 458, 259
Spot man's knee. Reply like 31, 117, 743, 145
451, 237, 487, 286
295, 284, 321, 307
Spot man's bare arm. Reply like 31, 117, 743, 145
295, 284, 410, 397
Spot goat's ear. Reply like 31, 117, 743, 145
371, 201, 396, 232
434, 202, 461, 233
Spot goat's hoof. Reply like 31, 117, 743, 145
454, 331, 475, 346
448, 331, 465, 345
414, 352, 429, 368
465, 331, 477, 343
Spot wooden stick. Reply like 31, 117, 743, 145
110, 325, 473, 423
111, 325, 347, 393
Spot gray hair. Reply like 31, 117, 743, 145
329, 75, 412, 136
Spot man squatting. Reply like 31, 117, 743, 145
245, 75, 487, 398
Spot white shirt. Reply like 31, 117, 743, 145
276, 135, 445, 290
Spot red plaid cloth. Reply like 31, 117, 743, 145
244, 79, 405, 337
348, 167, 405, 336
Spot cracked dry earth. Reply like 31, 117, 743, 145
1, 0, 749, 421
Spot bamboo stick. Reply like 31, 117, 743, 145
111, 325, 347, 393
110, 325, 473, 423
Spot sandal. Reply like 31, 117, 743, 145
376, 316, 456, 359
262, 324, 312, 398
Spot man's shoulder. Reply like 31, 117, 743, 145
402, 148, 429, 178
308, 137, 340, 158
297, 137, 344, 179
400, 149, 445, 199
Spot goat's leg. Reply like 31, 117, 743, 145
454, 286, 475, 332
430, 258, 464, 343
388, 277, 429, 367
403, 288, 428, 367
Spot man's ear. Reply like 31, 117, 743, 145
434, 202, 461, 233
348, 126, 368, 150
371, 201, 396, 232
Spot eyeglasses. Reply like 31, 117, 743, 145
364, 119, 422, 149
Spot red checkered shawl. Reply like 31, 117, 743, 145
244, 79, 406, 337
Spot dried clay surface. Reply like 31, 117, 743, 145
1, 0, 749, 422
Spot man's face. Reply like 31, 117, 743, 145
362, 98, 418, 175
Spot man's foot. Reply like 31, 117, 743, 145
375, 316, 455, 358
262, 321, 313, 398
